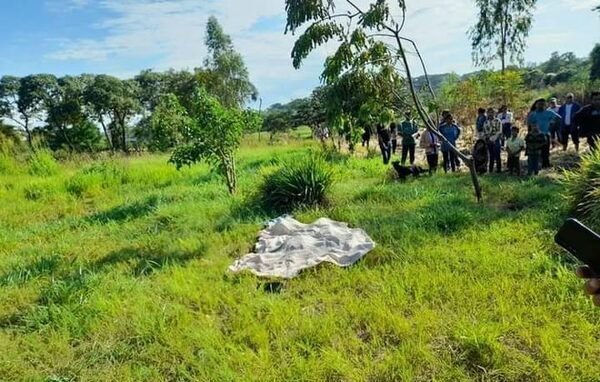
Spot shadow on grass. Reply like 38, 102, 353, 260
84, 195, 160, 225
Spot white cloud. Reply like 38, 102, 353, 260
44, 0, 598, 105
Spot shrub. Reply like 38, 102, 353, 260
28, 150, 59, 177
563, 150, 600, 230
260, 155, 335, 212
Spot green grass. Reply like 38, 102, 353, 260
1, 131, 599, 381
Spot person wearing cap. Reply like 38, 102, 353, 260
558, 93, 582, 152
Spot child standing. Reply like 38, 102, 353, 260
505, 126, 525, 176
525, 124, 546, 176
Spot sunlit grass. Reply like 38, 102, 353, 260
1, 130, 599, 381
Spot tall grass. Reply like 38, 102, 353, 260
0, 136, 599, 381
563, 149, 600, 230
260, 154, 335, 212
28, 149, 59, 177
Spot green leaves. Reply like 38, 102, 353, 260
169, 88, 245, 194
291, 22, 344, 69
285, 0, 336, 33
469, 0, 537, 71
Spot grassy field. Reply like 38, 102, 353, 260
1, 131, 599, 381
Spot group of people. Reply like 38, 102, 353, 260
371, 91, 600, 177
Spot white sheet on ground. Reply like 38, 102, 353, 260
229, 216, 376, 279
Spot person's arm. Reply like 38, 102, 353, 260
577, 266, 600, 306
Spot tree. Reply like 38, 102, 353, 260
169, 88, 253, 194
0, 74, 57, 149
469, 0, 537, 73
591, 44, 600, 82
285, 0, 483, 199
84, 75, 140, 152
44, 75, 103, 152
200, 16, 258, 108
147, 93, 192, 152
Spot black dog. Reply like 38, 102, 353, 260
392, 161, 426, 180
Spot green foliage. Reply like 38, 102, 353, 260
170, 88, 244, 194
27, 149, 59, 177
84, 75, 140, 152
563, 150, 600, 231
147, 94, 192, 152
469, 0, 537, 71
590, 44, 600, 82
200, 16, 258, 108
260, 154, 334, 211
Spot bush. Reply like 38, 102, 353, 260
260, 155, 335, 212
28, 150, 59, 177
563, 150, 600, 230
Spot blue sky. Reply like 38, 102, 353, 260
0, 0, 598, 108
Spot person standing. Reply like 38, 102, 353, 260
377, 123, 392, 165
498, 105, 514, 143
483, 108, 503, 173
419, 126, 440, 174
505, 126, 525, 176
574, 91, 600, 151
390, 122, 398, 155
439, 113, 461, 173
476, 108, 487, 140
525, 124, 546, 176
548, 97, 562, 148
399, 111, 419, 165
558, 93, 581, 152
361, 125, 372, 149
527, 98, 561, 168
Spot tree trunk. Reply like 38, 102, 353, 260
100, 117, 114, 152
59, 123, 75, 151
393, 31, 483, 202
23, 116, 34, 151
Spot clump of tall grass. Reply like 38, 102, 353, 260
28, 149, 59, 177
563, 149, 600, 230
66, 161, 130, 198
260, 154, 335, 212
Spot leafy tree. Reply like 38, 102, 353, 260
0, 74, 57, 149
84, 75, 140, 152
169, 88, 248, 194
439, 73, 483, 126
200, 16, 258, 108
285, 0, 482, 199
147, 94, 192, 152
44, 75, 103, 152
263, 110, 291, 138
591, 44, 600, 82
469, 0, 537, 73
483, 70, 525, 108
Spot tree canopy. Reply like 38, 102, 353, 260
469, 0, 537, 73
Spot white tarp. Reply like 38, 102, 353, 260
229, 216, 376, 279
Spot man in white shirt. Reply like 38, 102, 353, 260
558, 93, 582, 152
548, 97, 561, 148
497, 105, 514, 144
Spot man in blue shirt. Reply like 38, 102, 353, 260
527, 98, 561, 168
439, 113, 461, 173
558, 93, 582, 152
